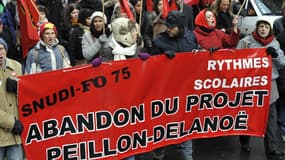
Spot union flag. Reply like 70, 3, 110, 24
17, 0, 39, 57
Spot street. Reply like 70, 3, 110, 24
135, 136, 285, 160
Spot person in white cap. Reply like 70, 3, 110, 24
0, 37, 24, 160
81, 11, 111, 63
237, 18, 285, 160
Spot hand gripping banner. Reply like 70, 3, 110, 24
18, 48, 272, 160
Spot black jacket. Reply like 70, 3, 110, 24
151, 27, 198, 55
276, 31, 285, 96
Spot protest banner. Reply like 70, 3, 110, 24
18, 48, 271, 160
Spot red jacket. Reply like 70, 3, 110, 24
193, 27, 239, 50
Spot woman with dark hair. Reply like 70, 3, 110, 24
61, 3, 81, 51
81, 11, 111, 63
69, 8, 93, 66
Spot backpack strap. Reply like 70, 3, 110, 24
57, 45, 64, 56
57, 44, 71, 67
32, 48, 39, 65
31, 45, 70, 69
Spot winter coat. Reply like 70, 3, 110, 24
273, 17, 285, 36
0, 58, 22, 147
81, 32, 110, 63
215, 11, 233, 33
237, 34, 285, 104
193, 26, 239, 50
237, 34, 285, 80
151, 27, 198, 55
276, 31, 285, 96
25, 40, 71, 74
68, 24, 89, 65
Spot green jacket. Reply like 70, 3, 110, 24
0, 58, 22, 146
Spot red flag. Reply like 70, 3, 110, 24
184, 0, 199, 6
169, 0, 178, 11
119, 0, 135, 21
162, 0, 169, 19
17, 0, 39, 57
146, 0, 153, 12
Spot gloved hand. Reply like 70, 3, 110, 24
209, 48, 220, 54
6, 77, 18, 93
146, 40, 152, 48
165, 50, 175, 59
98, 34, 109, 43
91, 57, 102, 67
136, 36, 143, 46
12, 120, 24, 135
138, 52, 150, 61
266, 47, 278, 58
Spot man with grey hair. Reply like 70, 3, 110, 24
0, 37, 24, 160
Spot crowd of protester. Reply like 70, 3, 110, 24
1, 0, 285, 159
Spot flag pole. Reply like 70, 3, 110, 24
236, 0, 247, 16
138, 0, 143, 33
102, 0, 106, 34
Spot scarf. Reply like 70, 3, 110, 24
252, 31, 274, 46
197, 25, 214, 33
195, 8, 215, 29
79, 24, 90, 33
71, 19, 79, 26
109, 37, 137, 61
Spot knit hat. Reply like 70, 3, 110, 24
39, 22, 57, 36
255, 18, 273, 36
0, 38, 7, 51
111, 17, 137, 47
195, 9, 216, 29
90, 11, 107, 24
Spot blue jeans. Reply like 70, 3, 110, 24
0, 144, 24, 160
124, 156, 135, 160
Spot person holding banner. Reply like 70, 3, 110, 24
91, 16, 149, 160
151, 10, 198, 58
193, 8, 239, 51
150, 10, 198, 160
237, 19, 285, 160
0, 38, 24, 160
25, 22, 71, 74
